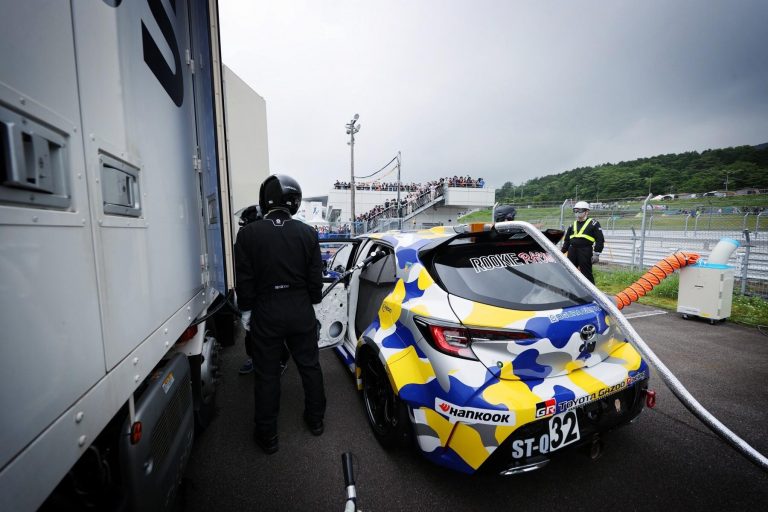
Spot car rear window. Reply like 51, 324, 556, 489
430, 238, 592, 311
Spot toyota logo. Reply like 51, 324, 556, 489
580, 324, 596, 341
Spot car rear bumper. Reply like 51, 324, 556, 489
483, 377, 649, 474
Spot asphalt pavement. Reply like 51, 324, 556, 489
180, 303, 768, 511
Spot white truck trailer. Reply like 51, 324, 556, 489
0, 1, 237, 509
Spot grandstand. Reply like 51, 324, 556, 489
326, 176, 494, 233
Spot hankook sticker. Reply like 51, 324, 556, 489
435, 398, 515, 425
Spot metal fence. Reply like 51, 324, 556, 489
316, 218, 450, 237
509, 196, 768, 298
316, 196, 768, 298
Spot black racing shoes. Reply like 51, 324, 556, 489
254, 429, 279, 454
304, 415, 324, 436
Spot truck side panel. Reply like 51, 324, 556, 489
0, 0, 224, 509
190, 0, 229, 293
0, 291, 210, 511
71, 0, 204, 369
0, 0, 105, 473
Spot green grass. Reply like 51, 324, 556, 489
594, 268, 768, 326
656, 194, 768, 209
460, 207, 764, 231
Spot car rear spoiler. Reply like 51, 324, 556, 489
416, 224, 565, 260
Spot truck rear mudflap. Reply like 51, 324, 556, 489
119, 354, 194, 511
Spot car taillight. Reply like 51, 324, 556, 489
467, 328, 532, 342
415, 319, 533, 360
428, 324, 474, 359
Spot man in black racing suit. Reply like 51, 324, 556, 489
236, 205, 290, 376
235, 174, 326, 454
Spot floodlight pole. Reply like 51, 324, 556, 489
396, 151, 402, 229
346, 114, 360, 234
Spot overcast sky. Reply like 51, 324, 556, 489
219, 0, 768, 197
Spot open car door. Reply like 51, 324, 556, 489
315, 238, 361, 349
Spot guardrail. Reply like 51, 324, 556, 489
599, 230, 768, 297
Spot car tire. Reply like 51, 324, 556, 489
361, 355, 411, 449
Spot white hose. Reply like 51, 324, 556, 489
707, 237, 740, 265
493, 221, 768, 473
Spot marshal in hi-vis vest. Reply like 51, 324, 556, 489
571, 219, 596, 243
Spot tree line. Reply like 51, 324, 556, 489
496, 144, 768, 203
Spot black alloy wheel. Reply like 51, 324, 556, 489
361, 355, 410, 449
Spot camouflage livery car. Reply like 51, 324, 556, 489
315, 223, 649, 474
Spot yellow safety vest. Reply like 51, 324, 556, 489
571, 219, 595, 243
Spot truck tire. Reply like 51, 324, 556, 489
210, 293, 236, 346
190, 327, 220, 431
214, 309, 236, 347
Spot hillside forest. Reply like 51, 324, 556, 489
496, 144, 768, 203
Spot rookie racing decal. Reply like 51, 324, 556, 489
435, 398, 516, 425
469, 251, 555, 273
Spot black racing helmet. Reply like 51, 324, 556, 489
494, 204, 517, 222
259, 174, 302, 215
238, 204, 262, 227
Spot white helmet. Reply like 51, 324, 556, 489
573, 201, 590, 221
573, 201, 590, 210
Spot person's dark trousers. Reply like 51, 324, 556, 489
245, 330, 253, 358
246, 330, 289, 365
252, 328, 326, 437
567, 245, 595, 284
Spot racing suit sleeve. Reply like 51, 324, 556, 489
307, 232, 323, 304
592, 220, 604, 254
561, 226, 572, 253
234, 229, 258, 311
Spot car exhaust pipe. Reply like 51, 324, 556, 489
494, 221, 768, 473
499, 458, 549, 476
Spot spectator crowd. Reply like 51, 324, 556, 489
333, 175, 484, 191
351, 175, 485, 232
314, 224, 351, 237
334, 181, 422, 192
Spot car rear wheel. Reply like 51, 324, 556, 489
361, 355, 411, 449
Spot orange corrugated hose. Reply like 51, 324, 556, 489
614, 251, 700, 310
